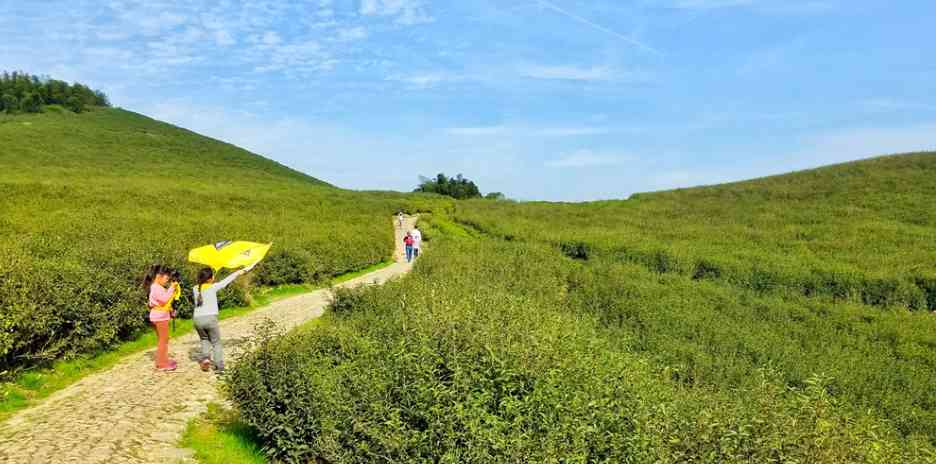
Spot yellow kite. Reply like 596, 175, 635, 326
188, 241, 271, 271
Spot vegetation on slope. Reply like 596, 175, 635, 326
226, 154, 936, 461
457, 153, 936, 310
228, 226, 933, 462
0, 108, 446, 374
1, 71, 110, 114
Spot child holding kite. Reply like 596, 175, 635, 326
193, 263, 257, 373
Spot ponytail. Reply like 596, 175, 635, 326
195, 267, 214, 307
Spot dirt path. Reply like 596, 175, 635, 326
0, 217, 419, 464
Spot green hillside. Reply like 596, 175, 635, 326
0, 108, 444, 372
229, 153, 936, 462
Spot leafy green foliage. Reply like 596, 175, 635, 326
0, 108, 446, 374
0, 71, 109, 114
228, 155, 936, 461
227, 236, 933, 462
414, 173, 481, 199
456, 153, 936, 310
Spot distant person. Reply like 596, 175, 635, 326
192, 263, 257, 374
411, 225, 422, 258
404, 231, 415, 263
144, 264, 179, 371
398, 211, 405, 228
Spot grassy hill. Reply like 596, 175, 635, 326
228, 153, 936, 462
0, 108, 445, 373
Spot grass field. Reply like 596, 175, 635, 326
0, 108, 446, 375
226, 153, 936, 463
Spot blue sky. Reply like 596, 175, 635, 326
2, 0, 935, 200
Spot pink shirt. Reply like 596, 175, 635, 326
148, 283, 174, 322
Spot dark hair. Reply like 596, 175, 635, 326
143, 264, 172, 291
195, 267, 215, 307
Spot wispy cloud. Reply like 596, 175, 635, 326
336, 26, 368, 41
545, 149, 632, 168
386, 72, 463, 88
519, 65, 614, 81
536, 0, 661, 55
669, 0, 754, 9
445, 126, 609, 137
860, 98, 936, 112
360, 0, 434, 25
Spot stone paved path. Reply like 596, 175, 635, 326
0, 217, 419, 464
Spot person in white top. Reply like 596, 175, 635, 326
410, 226, 422, 258
192, 262, 257, 373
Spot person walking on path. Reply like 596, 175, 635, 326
192, 263, 257, 373
398, 211, 405, 228
404, 231, 415, 263
411, 225, 422, 258
145, 264, 179, 371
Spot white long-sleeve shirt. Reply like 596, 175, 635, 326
411, 229, 422, 249
193, 269, 244, 317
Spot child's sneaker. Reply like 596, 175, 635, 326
200, 359, 211, 372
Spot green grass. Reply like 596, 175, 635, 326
223, 153, 936, 462
0, 108, 448, 376
181, 403, 267, 464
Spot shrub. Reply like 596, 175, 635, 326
227, 238, 931, 462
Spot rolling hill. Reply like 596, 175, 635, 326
229, 152, 936, 462
0, 108, 445, 373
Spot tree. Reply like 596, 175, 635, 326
414, 173, 483, 200
485, 192, 506, 201
0, 71, 111, 114
20, 92, 43, 113
65, 95, 84, 113
1, 94, 17, 114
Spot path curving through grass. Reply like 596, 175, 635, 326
0, 216, 419, 464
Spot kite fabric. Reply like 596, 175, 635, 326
188, 240, 272, 271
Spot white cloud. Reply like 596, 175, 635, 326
445, 126, 508, 136
791, 124, 936, 169
336, 26, 368, 41
670, 0, 754, 9
537, 0, 660, 55
261, 31, 282, 46
860, 98, 936, 112
386, 72, 461, 87
445, 126, 610, 137
360, 0, 434, 25
545, 149, 631, 168
518, 64, 615, 81
214, 29, 236, 46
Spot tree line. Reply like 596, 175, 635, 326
414, 173, 505, 200
0, 71, 111, 114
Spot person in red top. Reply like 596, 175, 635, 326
404, 232, 415, 263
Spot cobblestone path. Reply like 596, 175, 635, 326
0, 217, 418, 463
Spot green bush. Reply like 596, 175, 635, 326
0, 109, 444, 374
227, 238, 932, 462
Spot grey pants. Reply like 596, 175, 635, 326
194, 315, 223, 370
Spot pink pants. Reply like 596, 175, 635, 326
152, 320, 172, 368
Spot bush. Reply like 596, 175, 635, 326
0, 108, 445, 374
227, 239, 931, 462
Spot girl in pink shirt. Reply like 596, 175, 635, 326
145, 264, 178, 371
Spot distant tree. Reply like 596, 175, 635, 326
0, 71, 110, 114
20, 91, 43, 113
415, 173, 482, 200
1, 94, 17, 114
485, 192, 505, 200
65, 95, 84, 113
